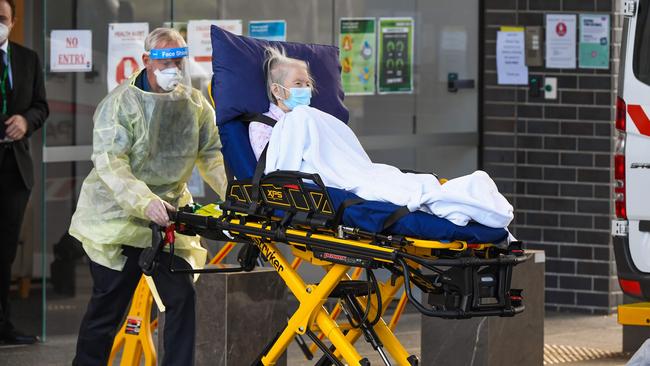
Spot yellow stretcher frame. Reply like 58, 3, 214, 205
174, 209, 521, 365
109, 240, 412, 365
256, 241, 415, 366
108, 276, 157, 366
128, 193, 525, 365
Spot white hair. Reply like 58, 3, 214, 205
264, 46, 315, 104
144, 27, 186, 51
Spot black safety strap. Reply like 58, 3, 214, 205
249, 145, 268, 212
332, 198, 365, 227
239, 112, 277, 127
236, 113, 278, 213
382, 206, 411, 232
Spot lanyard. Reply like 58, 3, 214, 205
1, 45, 9, 114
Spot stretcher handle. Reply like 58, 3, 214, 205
139, 223, 166, 276
400, 251, 528, 271
264, 170, 328, 192
142, 216, 259, 276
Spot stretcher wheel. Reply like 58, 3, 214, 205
327, 280, 375, 299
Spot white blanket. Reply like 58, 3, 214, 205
265, 106, 514, 228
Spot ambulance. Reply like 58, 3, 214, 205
613, 0, 650, 301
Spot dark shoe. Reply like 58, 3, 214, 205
0, 328, 39, 345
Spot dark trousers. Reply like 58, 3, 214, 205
0, 146, 31, 334
73, 246, 196, 366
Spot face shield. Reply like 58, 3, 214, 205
148, 46, 192, 95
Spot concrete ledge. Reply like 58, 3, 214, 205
160, 267, 288, 366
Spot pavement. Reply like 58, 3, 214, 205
544, 312, 631, 366
0, 263, 641, 365
0, 310, 638, 365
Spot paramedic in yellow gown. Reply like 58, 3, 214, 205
68, 28, 227, 366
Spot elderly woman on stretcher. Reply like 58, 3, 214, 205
249, 47, 513, 231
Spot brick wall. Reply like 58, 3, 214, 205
483, 0, 622, 313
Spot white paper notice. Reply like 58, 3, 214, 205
188, 20, 243, 76
496, 31, 528, 85
50, 30, 93, 72
107, 23, 148, 92
438, 27, 469, 82
545, 14, 577, 69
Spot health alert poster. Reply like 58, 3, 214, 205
339, 18, 376, 95
377, 18, 414, 94
107, 23, 148, 91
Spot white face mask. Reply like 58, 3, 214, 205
0, 23, 9, 43
153, 67, 182, 92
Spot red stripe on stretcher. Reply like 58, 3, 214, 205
194, 56, 212, 62
628, 104, 650, 137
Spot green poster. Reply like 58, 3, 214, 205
339, 18, 376, 95
378, 18, 414, 94
578, 14, 610, 69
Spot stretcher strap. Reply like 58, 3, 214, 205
237, 112, 278, 212
239, 112, 278, 127
333, 198, 365, 227
381, 206, 411, 232
249, 144, 269, 209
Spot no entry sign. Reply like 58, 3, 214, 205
50, 30, 92, 72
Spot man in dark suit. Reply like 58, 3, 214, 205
0, 0, 49, 345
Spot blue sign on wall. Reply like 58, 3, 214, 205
248, 20, 287, 41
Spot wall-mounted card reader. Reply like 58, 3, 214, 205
529, 75, 541, 97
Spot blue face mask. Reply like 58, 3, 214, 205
278, 85, 312, 110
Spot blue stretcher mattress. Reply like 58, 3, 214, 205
325, 187, 508, 244
209, 26, 509, 244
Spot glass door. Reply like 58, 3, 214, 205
40, 0, 174, 341
35, 0, 482, 342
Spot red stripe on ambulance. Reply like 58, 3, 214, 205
628, 104, 650, 136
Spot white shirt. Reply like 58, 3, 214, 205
248, 103, 286, 160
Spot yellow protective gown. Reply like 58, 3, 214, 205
69, 71, 227, 271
